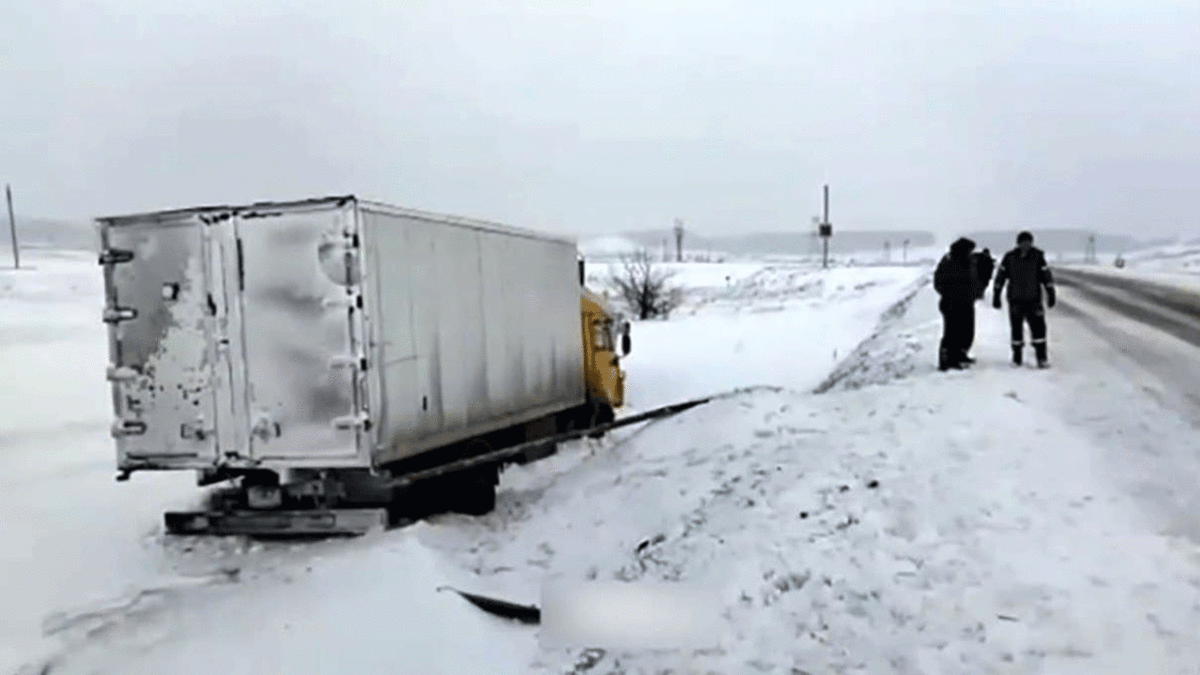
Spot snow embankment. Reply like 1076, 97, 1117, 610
13, 260, 936, 675
15, 253, 1200, 675
621, 264, 930, 410
427, 274, 1200, 673
29, 532, 536, 675
1118, 241, 1200, 274
1057, 262, 1200, 297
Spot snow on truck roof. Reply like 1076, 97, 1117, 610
94, 195, 578, 246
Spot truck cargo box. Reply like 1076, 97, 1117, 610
99, 196, 586, 475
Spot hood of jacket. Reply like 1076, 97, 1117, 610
945, 236, 974, 257
948, 237, 976, 259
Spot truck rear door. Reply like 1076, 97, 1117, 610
101, 213, 228, 470
232, 202, 369, 464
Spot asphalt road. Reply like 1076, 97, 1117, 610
1050, 267, 1200, 544
1054, 268, 1200, 428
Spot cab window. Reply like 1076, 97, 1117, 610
593, 320, 614, 351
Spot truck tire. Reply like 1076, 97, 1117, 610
585, 400, 615, 439
451, 440, 497, 516
454, 467, 497, 516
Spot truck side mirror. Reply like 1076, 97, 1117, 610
621, 332, 632, 356
578, 258, 585, 286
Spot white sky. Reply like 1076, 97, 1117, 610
2, 0, 1198, 238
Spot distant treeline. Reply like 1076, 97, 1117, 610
619, 229, 937, 257
962, 229, 1171, 254
619, 228, 1176, 257
2, 217, 1182, 257
4, 217, 97, 251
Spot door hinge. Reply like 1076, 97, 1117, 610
236, 238, 246, 291
99, 248, 135, 265
105, 365, 140, 382
321, 295, 360, 309
329, 354, 367, 371
332, 413, 370, 430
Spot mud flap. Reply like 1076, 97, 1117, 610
163, 508, 387, 536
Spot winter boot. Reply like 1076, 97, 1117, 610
1034, 342, 1049, 368
1011, 346, 1023, 367
939, 348, 965, 372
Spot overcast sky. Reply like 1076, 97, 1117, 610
2, 0, 1197, 239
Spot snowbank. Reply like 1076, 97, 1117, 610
426, 276, 1200, 674
620, 265, 930, 410
8, 255, 936, 675
1056, 262, 1200, 296
12, 248, 1200, 675
32, 529, 536, 675
1119, 241, 1200, 274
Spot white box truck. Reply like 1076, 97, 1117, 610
97, 196, 659, 535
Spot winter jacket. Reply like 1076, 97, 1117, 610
994, 246, 1054, 304
934, 238, 979, 305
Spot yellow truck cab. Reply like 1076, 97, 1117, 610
578, 259, 630, 426
582, 287, 628, 409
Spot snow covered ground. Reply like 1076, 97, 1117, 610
1118, 241, 1200, 275
1057, 239, 1200, 279
5, 249, 1200, 674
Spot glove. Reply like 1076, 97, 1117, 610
1046, 287, 1056, 308
992, 295, 1002, 310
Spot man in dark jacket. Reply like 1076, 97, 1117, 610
934, 237, 980, 371
961, 247, 995, 357
972, 248, 995, 300
992, 231, 1056, 368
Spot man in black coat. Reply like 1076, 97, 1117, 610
934, 237, 981, 371
972, 248, 995, 300
962, 247, 995, 357
992, 231, 1056, 368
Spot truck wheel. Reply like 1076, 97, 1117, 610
453, 467, 497, 516
586, 401, 615, 439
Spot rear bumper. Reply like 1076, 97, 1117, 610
163, 508, 387, 536
117, 453, 374, 478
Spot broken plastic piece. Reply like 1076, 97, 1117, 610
438, 587, 540, 624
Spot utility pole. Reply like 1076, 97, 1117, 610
673, 218, 684, 263
903, 239, 910, 263
818, 184, 833, 269
5, 184, 18, 270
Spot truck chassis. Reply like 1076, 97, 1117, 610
161, 397, 712, 537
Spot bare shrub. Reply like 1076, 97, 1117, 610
609, 250, 685, 320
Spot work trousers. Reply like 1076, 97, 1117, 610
1009, 299, 1048, 359
939, 300, 975, 366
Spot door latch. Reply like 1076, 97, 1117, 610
111, 419, 147, 437
103, 307, 138, 324
180, 421, 213, 441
